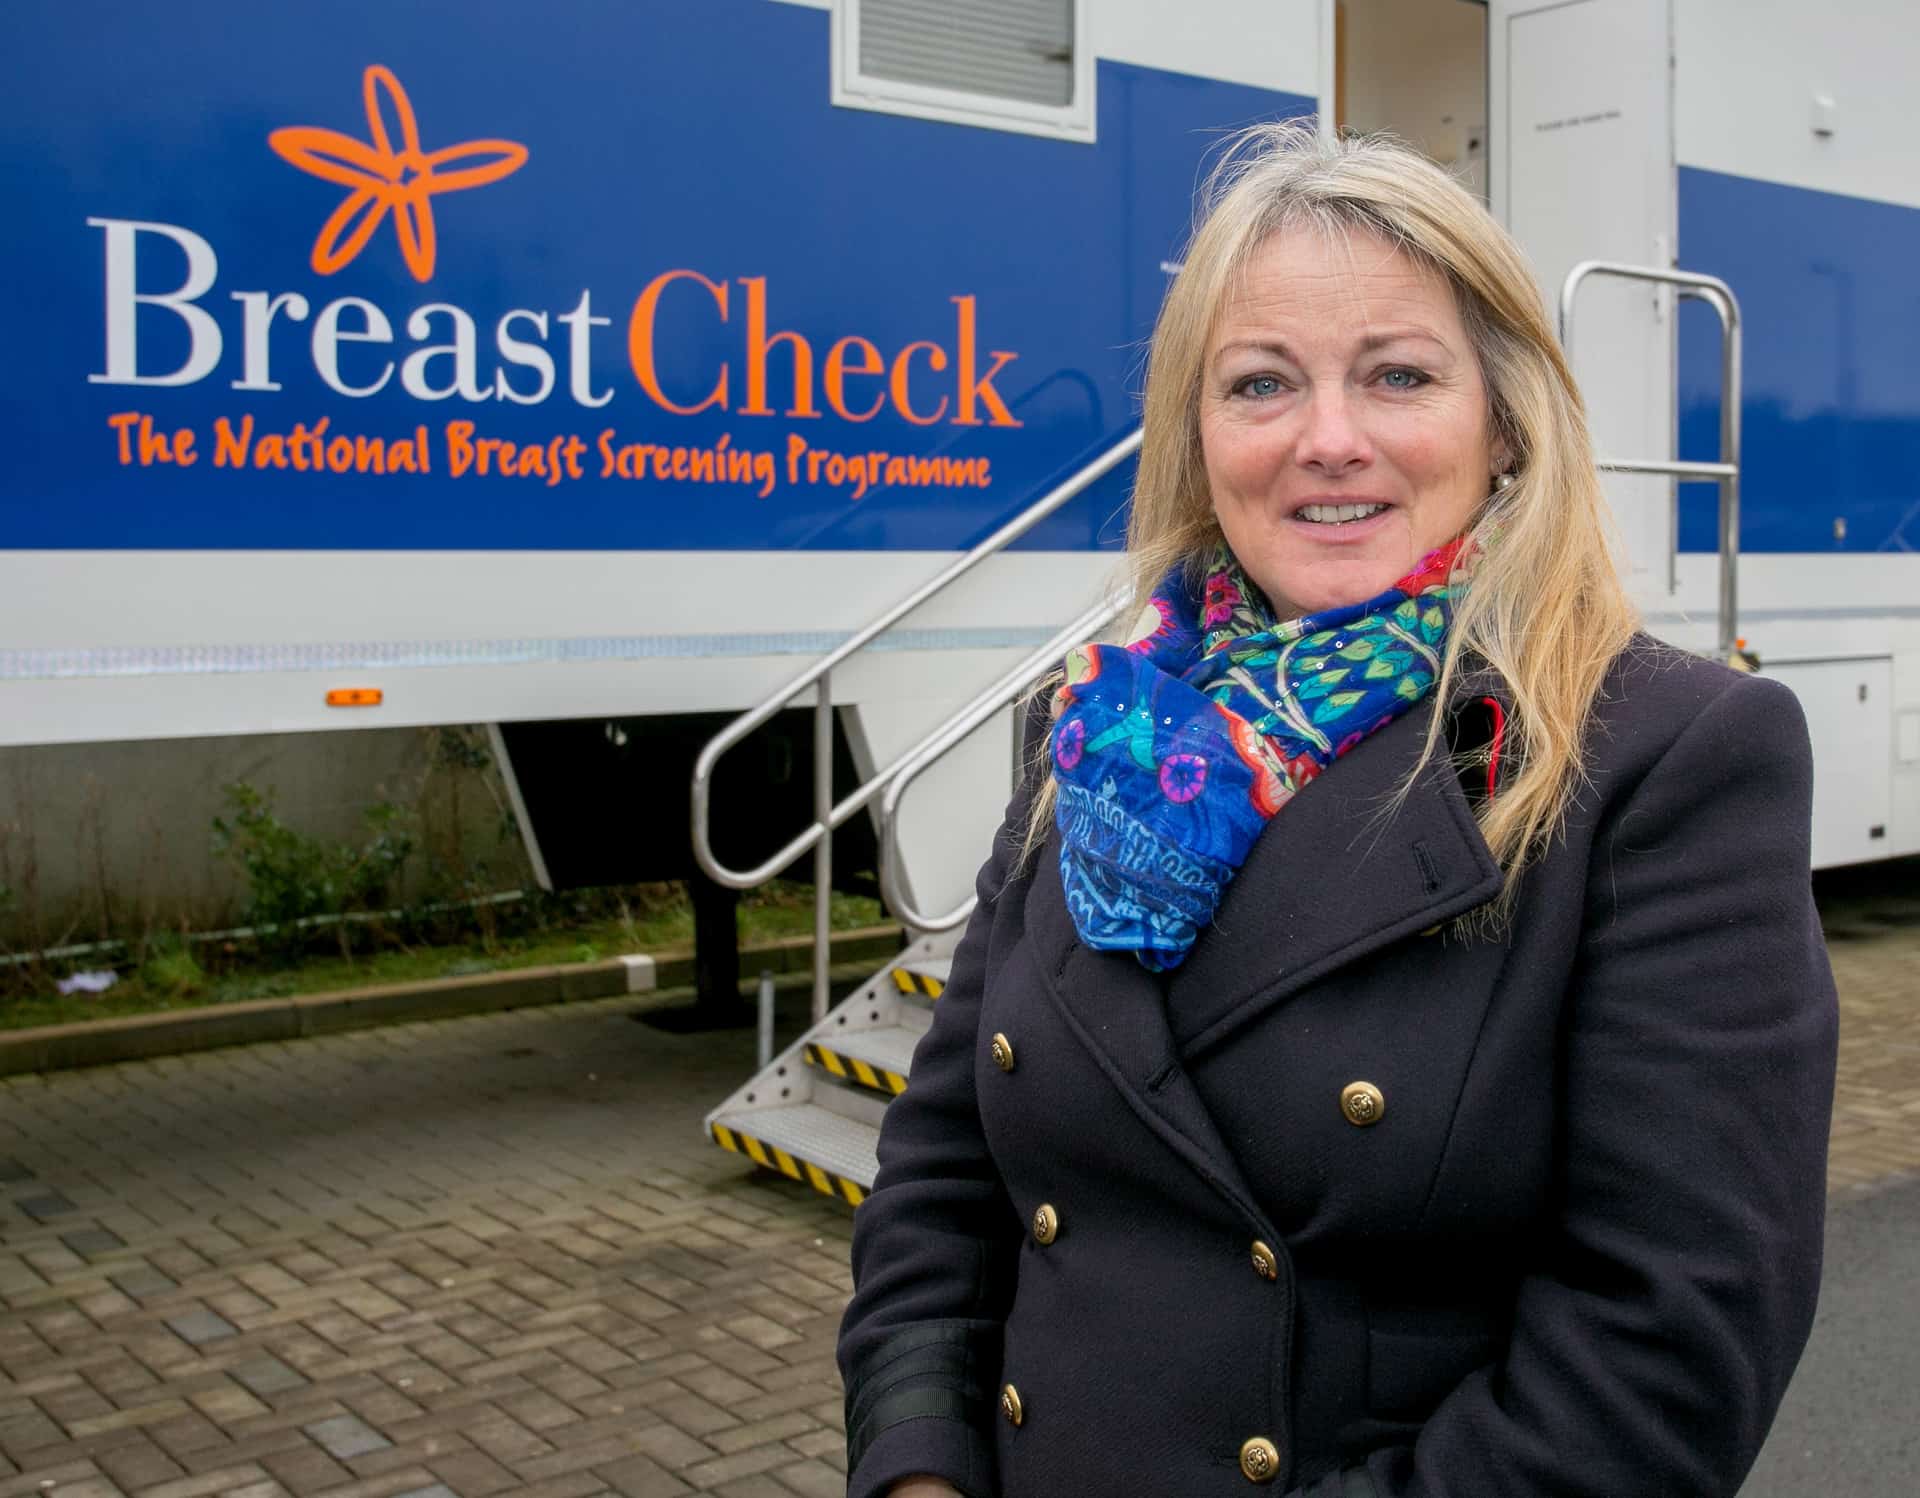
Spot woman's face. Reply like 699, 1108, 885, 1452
1199, 224, 1503, 618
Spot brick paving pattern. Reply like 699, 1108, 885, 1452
0, 998, 851, 1498
2, 863, 1915, 1497
1815, 864, 1920, 1195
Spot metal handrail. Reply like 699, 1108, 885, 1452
877, 591, 1128, 932
1559, 260, 1742, 656
691, 427, 1143, 1018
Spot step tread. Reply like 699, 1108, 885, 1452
812, 1023, 921, 1078
714, 1100, 880, 1186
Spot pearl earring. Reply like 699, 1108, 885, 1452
1493, 471, 1515, 492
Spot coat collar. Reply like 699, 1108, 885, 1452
1022, 692, 1504, 1223
1023, 840, 1273, 1228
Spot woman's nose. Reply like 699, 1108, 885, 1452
1294, 389, 1371, 475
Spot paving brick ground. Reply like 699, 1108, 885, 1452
2, 860, 1915, 1498
0, 996, 851, 1498
1813, 861, 1920, 1196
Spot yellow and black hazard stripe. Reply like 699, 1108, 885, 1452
891, 967, 945, 1000
711, 1121, 867, 1206
804, 1042, 908, 1097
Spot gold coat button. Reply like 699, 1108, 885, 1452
1249, 1240, 1278, 1281
1340, 1080, 1385, 1127
1239, 1436, 1280, 1484
1031, 1203, 1058, 1245
1000, 1383, 1024, 1426
990, 1032, 1015, 1072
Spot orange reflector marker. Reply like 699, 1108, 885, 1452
326, 687, 384, 708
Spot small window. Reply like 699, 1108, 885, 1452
834, 0, 1095, 143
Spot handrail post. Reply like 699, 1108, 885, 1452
812, 672, 832, 1022
1011, 687, 1026, 790
1717, 292, 1742, 662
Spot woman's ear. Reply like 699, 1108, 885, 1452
1488, 439, 1515, 485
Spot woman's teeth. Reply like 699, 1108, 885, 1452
1296, 503, 1388, 524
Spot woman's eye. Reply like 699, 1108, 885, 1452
1235, 374, 1284, 399
1380, 367, 1429, 390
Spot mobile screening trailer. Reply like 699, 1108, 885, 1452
3, 0, 1916, 1038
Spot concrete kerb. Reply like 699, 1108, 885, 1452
0, 923, 904, 1076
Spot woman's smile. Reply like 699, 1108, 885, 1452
1285, 494, 1397, 538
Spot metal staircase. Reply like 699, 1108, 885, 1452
706, 936, 951, 1205
692, 432, 1136, 1202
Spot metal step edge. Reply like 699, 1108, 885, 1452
803, 1024, 923, 1097
711, 1101, 881, 1204
890, 956, 952, 1000
707, 963, 915, 1121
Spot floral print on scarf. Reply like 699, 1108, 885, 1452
1050, 538, 1470, 970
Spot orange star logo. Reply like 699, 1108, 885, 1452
269, 65, 527, 283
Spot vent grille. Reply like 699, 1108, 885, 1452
858, 0, 1075, 106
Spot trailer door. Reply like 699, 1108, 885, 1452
1489, 0, 1675, 593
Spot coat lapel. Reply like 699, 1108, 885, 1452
1163, 692, 1504, 1054
1024, 839, 1271, 1228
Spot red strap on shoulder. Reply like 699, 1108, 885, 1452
1481, 695, 1507, 801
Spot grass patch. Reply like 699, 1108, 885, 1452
2, 881, 885, 1032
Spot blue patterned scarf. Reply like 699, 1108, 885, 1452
1050, 538, 1470, 970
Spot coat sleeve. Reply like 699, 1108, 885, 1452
837, 789, 1030, 1498
1349, 670, 1839, 1498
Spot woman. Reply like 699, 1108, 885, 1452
838, 123, 1837, 1498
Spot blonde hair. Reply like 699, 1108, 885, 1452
1022, 121, 1638, 922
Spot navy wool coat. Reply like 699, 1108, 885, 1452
838, 640, 1838, 1498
